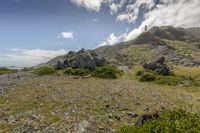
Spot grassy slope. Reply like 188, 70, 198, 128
0, 68, 200, 132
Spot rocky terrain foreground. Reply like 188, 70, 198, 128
0, 69, 199, 132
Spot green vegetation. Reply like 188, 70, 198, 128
121, 44, 156, 65
94, 65, 122, 79
35, 66, 55, 75
155, 76, 182, 86
64, 68, 92, 76
136, 67, 200, 86
164, 40, 200, 60
139, 72, 156, 82
120, 110, 200, 133
0, 68, 17, 75
64, 65, 122, 79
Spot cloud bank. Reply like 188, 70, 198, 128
0, 49, 67, 67
125, 0, 200, 40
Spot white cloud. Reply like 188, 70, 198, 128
70, 0, 103, 12
59, 32, 74, 39
108, 0, 126, 14
124, 0, 200, 41
0, 49, 67, 67
98, 33, 126, 47
116, 0, 155, 23
92, 19, 98, 22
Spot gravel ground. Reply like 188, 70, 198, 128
0, 72, 199, 132
0, 72, 37, 95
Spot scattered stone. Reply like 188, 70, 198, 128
105, 104, 110, 108
75, 120, 90, 133
115, 115, 121, 121
108, 113, 113, 119
8, 115, 16, 123
127, 112, 138, 118
99, 126, 104, 130
135, 103, 141, 106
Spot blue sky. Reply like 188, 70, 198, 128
0, 0, 199, 66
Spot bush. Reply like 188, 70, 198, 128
139, 72, 156, 82
35, 66, 55, 75
92, 65, 122, 79
0, 68, 17, 75
136, 70, 144, 76
64, 65, 122, 79
120, 110, 200, 133
64, 68, 92, 76
156, 76, 182, 86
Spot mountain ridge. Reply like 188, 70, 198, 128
41, 26, 200, 67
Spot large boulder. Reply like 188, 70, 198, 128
143, 57, 172, 76
53, 59, 64, 70
54, 49, 107, 69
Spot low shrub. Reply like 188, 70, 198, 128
0, 68, 17, 75
139, 72, 156, 82
35, 66, 55, 75
93, 65, 122, 79
136, 70, 144, 76
120, 110, 200, 133
64, 68, 92, 76
64, 65, 122, 79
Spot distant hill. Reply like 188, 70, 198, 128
186, 27, 200, 40
41, 26, 200, 67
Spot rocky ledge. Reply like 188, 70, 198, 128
54, 48, 107, 69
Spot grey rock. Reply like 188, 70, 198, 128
54, 49, 107, 69
53, 59, 64, 70
127, 112, 138, 118
8, 115, 16, 123
75, 120, 90, 133
143, 57, 172, 76
135, 112, 160, 126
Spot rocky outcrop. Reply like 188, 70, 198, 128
54, 49, 107, 69
143, 57, 172, 76
135, 112, 160, 126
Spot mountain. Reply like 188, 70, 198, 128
41, 26, 200, 67
186, 27, 200, 40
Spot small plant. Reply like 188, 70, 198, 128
120, 110, 200, 133
139, 72, 156, 82
35, 66, 55, 75
0, 68, 17, 75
